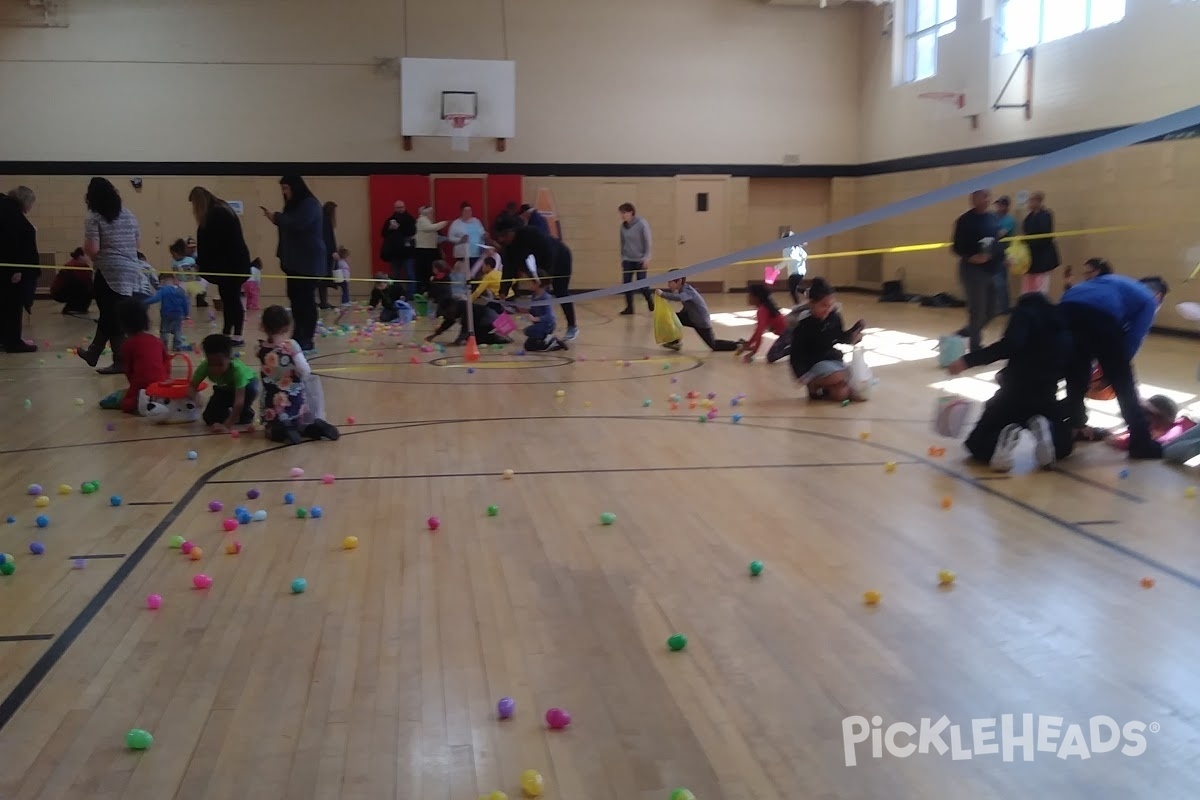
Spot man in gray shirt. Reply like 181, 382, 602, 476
619, 203, 655, 314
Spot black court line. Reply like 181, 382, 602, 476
974, 476, 1012, 481
1, 414, 1192, 733
66, 553, 125, 560
205, 459, 924, 485
125, 501, 175, 507
1076, 520, 1120, 526
0, 634, 54, 643
1047, 467, 1146, 503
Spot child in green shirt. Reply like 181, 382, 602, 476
189, 333, 259, 433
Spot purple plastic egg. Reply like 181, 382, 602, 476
208, 500, 223, 513
497, 697, 515, 719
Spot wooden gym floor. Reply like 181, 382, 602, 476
0, 293, 1198, 800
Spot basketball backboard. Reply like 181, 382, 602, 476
400, 58, 516, 139
926, 0, 991, 121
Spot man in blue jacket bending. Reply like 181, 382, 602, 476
1059, 272, 1169, 459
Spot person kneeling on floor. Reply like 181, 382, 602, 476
516, 273, 567, 352
945, 291, 1074, 472
788, 278, 865, 402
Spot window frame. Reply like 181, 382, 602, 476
902, 0, 958, 84
996, 0, 1127, 55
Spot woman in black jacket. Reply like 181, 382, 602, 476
262, 176, 324, 351
0, 186, 40, 353
1020, 191, 1060, 295
189, 186, 252, 344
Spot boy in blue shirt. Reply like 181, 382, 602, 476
1060, 272, 1169, 459
144, 273, 190, 351
517, 275, 567, 352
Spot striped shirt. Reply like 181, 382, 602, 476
84, 208, 147, 296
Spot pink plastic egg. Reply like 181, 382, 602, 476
545, 707, 571, 729
180, 540, 195, 555
146, 593, 163, 609
221, 518, 238, 532
193, 574, 213, 589
427, 516, 441, 531
321, 473, 335, 485
290, 467, 304, 478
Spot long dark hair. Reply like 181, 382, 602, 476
747, 283, 780, 317
280, 175, 315, 210
85, 177, 122, 223
323, 200, 337, 225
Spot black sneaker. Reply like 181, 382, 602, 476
311, 419, 341, 441
620, 308, 635, 316
1128, 440, 1163, 460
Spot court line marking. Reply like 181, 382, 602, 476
0, 415, 1186, 731
205, 460, 923, 484
0, 635, 54, 643
1075, 520, 1120, 526
65, 553, 126, 560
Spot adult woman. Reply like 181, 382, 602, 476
189, 187, 251, 344
78, 177, 150, 373
414, 205, 447, 294
262, 176, 323, 351
320, 201, 338, 309
0, 186, 40, 353
1021, 191, 1060, 295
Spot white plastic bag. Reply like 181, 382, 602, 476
848, 346, 874, 400
932, 395, 975, 438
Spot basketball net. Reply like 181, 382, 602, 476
446, 114, 474, 152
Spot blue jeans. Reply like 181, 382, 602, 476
160, 314, 184, 351
340, 281, 350, 304
390, 259, 415, 296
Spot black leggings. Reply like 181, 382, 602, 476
203, 382, 259, 426
286, 277, 318, 351
965, 388, 1073, 463
217, 280, 245, 338
431, 299, 466, 338
679, 311, 737, 351
551, 274, 576, 329
1061, 302, 1153, 448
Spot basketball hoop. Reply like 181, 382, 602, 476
445, 114, 475, 152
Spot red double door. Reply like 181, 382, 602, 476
368, 174, 522, 275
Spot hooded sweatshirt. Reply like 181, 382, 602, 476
620, 216, 652, 262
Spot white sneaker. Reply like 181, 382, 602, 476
1027, 415, 1057, 469
990, 424, 1023, 472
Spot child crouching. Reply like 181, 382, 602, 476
99, 298, 170, 413
189, 333, 259, 433
654, 271, 738, 352
788, 278, 865, 402
518, 274, 568, 352
258, 305, 340, 444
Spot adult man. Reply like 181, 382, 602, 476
619, 202, 654, 315
380, 200, 416, 287
950, 189, 1004, 352
992, 195, 1017, 314
494, 219, 578, 341
1060, 273, 1169, 459
519, 203, 551, 236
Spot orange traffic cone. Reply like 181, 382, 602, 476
464, 335, 481, 362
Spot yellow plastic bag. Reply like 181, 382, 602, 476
1006, 239, 1031, 276
653, 299, 683, 345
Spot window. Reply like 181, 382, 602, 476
997, 0, 1126, 54
903, 0, 957, 83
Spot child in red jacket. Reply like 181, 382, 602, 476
736, 283, 788, 362
99, 298, 170, 413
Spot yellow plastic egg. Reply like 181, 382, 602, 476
57, 484, 72, 495
35, 495, 50, 508
520, 769, 544, 797
937, 569, 956, 586
884, 461, 896, 473
863, 590, 881, 606
342, 536, 359, 550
